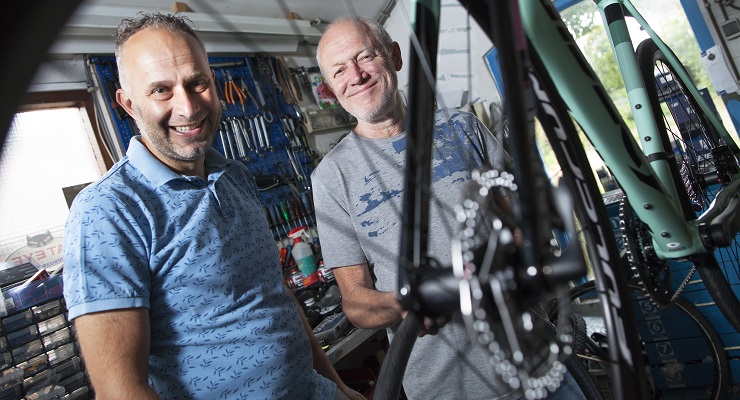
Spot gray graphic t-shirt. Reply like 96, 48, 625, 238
312, 109, 517, 400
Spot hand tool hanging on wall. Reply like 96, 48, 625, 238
224, 70, 247, 114
227, 117, 249, 161
217, 122, 231, 159
293, 67, 312, 89
276, 57, 302, 103
274, 57, 304, 121
238, 77, 260, 113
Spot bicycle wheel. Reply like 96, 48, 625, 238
527, 47, 651, 399
547, 280, 729, 400
448, 3, 652, 398
636, 38, 740, 332
0, 0, 85, 152
380, 0, 595, 397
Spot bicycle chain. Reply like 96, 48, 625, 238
619, 198, 695, 307
453, 168, 570, 399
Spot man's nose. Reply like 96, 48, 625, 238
172, 86, 198, 117
347, 61, 365, 84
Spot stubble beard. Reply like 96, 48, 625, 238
134, 105, 222, 162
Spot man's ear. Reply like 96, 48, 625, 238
392, 42, 403, 71
116, 88, 137, 119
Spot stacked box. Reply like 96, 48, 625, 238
0, 264, 92, 399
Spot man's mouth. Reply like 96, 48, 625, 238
171, 119, 204, 135
351, 81, 378, 97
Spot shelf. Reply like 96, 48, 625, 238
325, 328, 385, 365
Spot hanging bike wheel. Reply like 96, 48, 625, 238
636, 38, 740, 333
547, 279, 729, 400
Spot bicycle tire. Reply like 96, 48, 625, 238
527, 42, 652, 399
0, 0, 86, 152
376, 312, 423, 400
378, 1, 647, 398
563, 314, 606, 400
636, 38, 740, 333
548, 280, 729, 400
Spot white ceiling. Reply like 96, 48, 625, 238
82, 0, 393, 28
55, 0, 396, 55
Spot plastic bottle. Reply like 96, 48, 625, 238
288, 226, 320, 287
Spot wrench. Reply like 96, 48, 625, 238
259, 115, 273, 151
223, 121, 237, 161
218, 124, 231, 159
252, 116, 266, 155
228, 118, 247, 160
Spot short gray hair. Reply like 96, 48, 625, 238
114, 12, 206, 91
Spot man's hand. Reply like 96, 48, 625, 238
337, 382, 367, 400
401, 311, 449, 337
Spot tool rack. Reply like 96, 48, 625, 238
90, 55, 319, 242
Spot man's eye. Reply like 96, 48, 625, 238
191, 80, 209, 92
153, 88, 168, 95
334, 68, 345, 77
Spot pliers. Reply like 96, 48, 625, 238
224, 70, 246, 111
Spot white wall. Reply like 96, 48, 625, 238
696, 0, 740, 94
384, 0, 501, 109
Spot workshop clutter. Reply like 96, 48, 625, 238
288, 226, 320, 287
0, 264, 90, 399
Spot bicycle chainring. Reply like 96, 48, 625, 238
453, 168, 571, 399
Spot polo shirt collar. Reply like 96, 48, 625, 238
127, 136, 229, 187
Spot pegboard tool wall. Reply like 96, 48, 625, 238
90, 55, 317, 241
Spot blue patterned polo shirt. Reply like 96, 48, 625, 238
63, 137, 335, 399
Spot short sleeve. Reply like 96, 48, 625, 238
63, 187, 151, 320
311, 168, 368, 270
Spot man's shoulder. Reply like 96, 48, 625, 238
71, 157, 148, 210
312, 133, 358, 176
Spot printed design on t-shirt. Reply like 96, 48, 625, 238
352, 112, 477, 240
431, 113, 477, 184
356, 177, 402, 238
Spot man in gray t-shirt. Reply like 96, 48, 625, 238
312, 15, 585, 400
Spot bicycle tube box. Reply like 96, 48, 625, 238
313, 312, 349, 344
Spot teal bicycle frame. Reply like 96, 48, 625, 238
521, 0, 740, 260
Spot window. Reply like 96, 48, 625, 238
0, 102, 107, 271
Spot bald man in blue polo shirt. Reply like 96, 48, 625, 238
62, 12, 363, 400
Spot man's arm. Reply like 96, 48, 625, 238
333, 263, 404, 329
289, 287, 365, 400
74, 308, 160, 400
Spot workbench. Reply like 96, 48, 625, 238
325, 328, 386, 365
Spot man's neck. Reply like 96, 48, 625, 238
141, 138, 208, 180
354, 99, 407, 140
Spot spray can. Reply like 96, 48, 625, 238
287, 267, 305, 289
288, 226, 320, 287
317, 261, 335, 284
